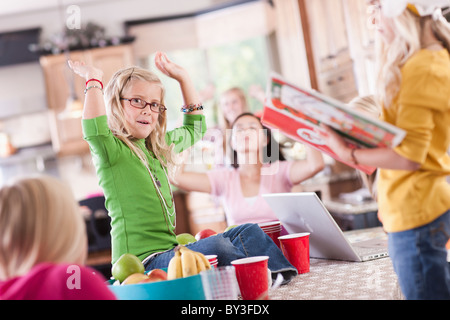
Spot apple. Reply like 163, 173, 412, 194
195, 228, 217, 241
224, 225, 238, 232
121, 273, 149, 285
111, 253, 145, 283
176, 233, 197, 245
142, 269, 168, 282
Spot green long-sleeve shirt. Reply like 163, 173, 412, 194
82, 114, 206, 264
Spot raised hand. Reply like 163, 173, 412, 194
249, 84, 266, 103
67, 60, 103, 81
154, 52, 189, 83
67, 60, 105, 119
154, 51, 201, 110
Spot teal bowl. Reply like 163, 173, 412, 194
108, 274, 205, 300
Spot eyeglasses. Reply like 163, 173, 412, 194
121, 98, 167, 113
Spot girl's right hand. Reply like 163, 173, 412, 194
67, 60, 103, 81
154, 52, 189, 83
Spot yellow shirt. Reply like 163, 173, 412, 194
379, 49, 450, 233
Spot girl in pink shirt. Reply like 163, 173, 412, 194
174, 113, 324, 226
206, 159, 294, 225
0, 175, 116, 300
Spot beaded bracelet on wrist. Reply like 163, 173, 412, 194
350, 148, 359, 165
180, 104, 203, 113
84, 85, 103, 94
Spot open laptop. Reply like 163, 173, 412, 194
263, 192, 389, 262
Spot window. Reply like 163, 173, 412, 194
141, 36, 270, 129
128, 1, 277, 129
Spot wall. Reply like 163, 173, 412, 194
0, 0, 216, 109
0, 0, 217, 199
0, 0, 315, 199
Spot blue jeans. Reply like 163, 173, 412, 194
144, 223, 297, 284
388, 210, 450, 300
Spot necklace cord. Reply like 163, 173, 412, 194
145, 159, 176, 234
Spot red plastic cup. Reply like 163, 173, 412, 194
278, 233, 310, 274
205, 255, 218, 268
265, 230, 281, 248
258, 221, 282, 248
231, 256, 269, 300
258, 221, 281, 229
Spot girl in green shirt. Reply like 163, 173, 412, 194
69, 52, 205, 265
69, 53, 297, 284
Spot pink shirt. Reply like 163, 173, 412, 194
207, 161, 293, 225
0, 263, 116, 300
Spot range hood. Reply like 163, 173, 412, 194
0, 28, 41, 67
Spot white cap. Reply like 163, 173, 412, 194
381, 0, 450, 18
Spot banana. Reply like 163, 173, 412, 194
169, 246, 213, 279
193, 251, 211, 271
194, 252, 207, 272
180, 246, 197, 277
167, 248, 182, 280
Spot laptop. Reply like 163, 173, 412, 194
262, 192, 389, 262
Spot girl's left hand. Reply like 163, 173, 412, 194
318, 124, 351, 162
154, 51, 188, 82
68, 60, 103, 81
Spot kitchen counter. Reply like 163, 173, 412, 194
323, 198, 378, 215
270, 255, 402, 300
0, 143, 54, 165
0, 143, 58, 185
270, 227, 403, 300
323, 197, 380, 231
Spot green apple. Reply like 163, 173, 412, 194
224, 225, 238, 232
176, 233, 197, 245
111, 253, 145, 283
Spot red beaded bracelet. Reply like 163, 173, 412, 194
85, 78, 103, 90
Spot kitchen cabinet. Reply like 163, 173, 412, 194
303, 0, 356, 103
296, 0, 377, 200
186, 192, 227, 235
303, 0, 375, 101
39, 44, 134, 157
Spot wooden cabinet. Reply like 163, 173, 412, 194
186, 192, 227, 235
40, 44, 134, 157
303, 0, 375, 102
317, 54, 358, 103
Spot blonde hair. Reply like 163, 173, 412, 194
218, 87, 250, 130
0, 175, 87, 281
376, 8, 450, 108
348, 95, 381, 118
216, 87, 251, 164
104, 66, 175, 170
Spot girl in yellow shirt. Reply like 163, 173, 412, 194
322, 1, 450, 299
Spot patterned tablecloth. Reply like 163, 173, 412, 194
270, 227, 404, 300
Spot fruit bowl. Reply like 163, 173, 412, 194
108, 273, 205, 300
